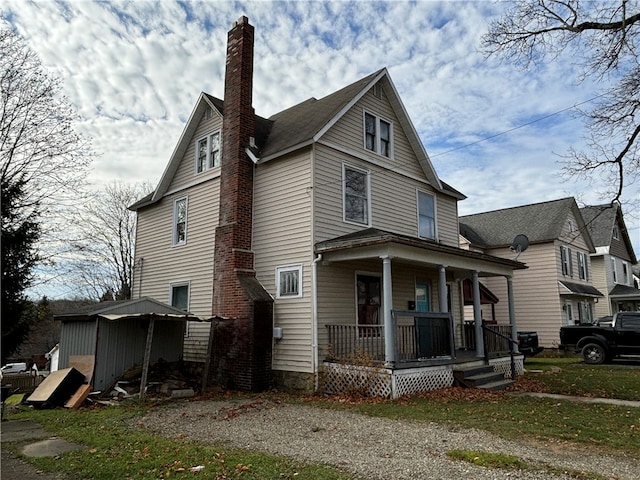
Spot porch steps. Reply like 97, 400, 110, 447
453, 365, 513, 391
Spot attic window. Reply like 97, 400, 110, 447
196, 131, 221, 173
612, 225, 619, 240
373, 83, 382, 99
364, 112, 392, 158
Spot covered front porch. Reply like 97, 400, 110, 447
315, 229, 526, 398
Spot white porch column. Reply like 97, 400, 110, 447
381, 255, 395, 366
507, 276, 519, 353
472, 270, 484, 358
438, 265, 448, 312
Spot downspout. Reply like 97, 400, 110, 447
312, 253, 322, 391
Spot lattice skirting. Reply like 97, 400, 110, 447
323, 362, 455, 399
489, 356, 525, 379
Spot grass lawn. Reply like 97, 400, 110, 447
521, 356, 640, 401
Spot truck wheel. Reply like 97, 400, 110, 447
582, 343, 606, 364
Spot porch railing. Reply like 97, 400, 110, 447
463, 322, 513, 355
326, 312, 455, 365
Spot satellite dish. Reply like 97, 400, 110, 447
510, 234, 529, 260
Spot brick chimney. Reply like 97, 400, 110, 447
209, 16, 273, 392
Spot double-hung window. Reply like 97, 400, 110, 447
173, 197, 187, 246
577, 252, 589, 280
196, 131, 221, 173
560, 245, 572, 277
276, 265, 302, 299
343, 164, 370, 226
364, 112, 392, 158
611, 258, 618, 283
417, 190, 436, 240
622, 261, 630, 285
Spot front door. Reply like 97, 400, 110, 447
416, 281, 430, 312
357, 274, 380, 334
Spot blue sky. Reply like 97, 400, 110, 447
2, 1, 638, 298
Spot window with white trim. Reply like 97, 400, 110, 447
196, 131, 221, 173
577, 251, 589, 280
170, 282, 190, 337
173, 197, 187, 246
364, 112, 392, 158
560, 246, 573, 277
417, 190, 436, 240
612, 225, 619, 240
343, 164, 370, 225
611, 257, 618, 283
276, 265, 302, 298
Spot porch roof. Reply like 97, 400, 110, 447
558, 280, 604, 298
315, 228, 527, 277
609, 283, 640, 299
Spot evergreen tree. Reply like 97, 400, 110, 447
1, 178, 40, 362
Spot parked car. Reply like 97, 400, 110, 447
517, 331, 544, 357
0, 362, 27, 374
559, 312, 640, 364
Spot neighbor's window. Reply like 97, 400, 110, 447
611, 257, 618, 283
364, 112, 392, 158
417, 190, 436, 239
622, 261, 630, 285
577, 251, 589, 280
560, 246, 572, 277
196, 131, 221, 173
276, 265, 302, 298
612, 225, 619, 240
173, 197, 187, 245
343, 164, 370, 225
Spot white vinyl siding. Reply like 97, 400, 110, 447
133, 180, 219, 361
253, 151, 313, 373
483, 243, 564, 347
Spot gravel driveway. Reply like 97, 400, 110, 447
137, 398, 639, 480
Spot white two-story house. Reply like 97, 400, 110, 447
130, 16, 525, 397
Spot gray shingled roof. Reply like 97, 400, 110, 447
459, 197, 577, 247
580, 204, 617, 248
260, 70, 382, 158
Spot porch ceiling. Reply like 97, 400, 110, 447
315, 228, 526, 277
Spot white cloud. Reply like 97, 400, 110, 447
2, 0, 638, 298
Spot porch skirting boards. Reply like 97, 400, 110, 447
323, 356, 524, 399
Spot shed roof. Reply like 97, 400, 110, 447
54, 297, 203, 322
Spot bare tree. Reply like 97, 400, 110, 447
481, 1, 640, 204
1, 28, 93, 219
1, 28, 93, 355
71, 181, 152, 301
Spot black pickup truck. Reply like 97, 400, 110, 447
559, 312, 640, 364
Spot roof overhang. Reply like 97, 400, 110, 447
558, 280, 604, 298
315, 228, 526, 277
609, 284, 640, 299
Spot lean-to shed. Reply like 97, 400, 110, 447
54, 297, 203, 392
